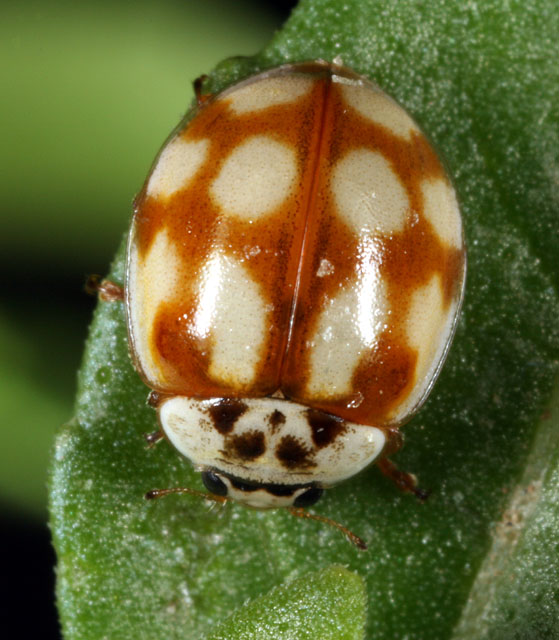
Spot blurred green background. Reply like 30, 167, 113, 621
0, 0, 293, 635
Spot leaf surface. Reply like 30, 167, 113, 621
205, 565, 366, 640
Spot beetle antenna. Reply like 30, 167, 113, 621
288, 507, 368, 550
145, 487, 229, 505
147, 491, 366, 548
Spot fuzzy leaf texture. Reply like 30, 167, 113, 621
50, 1, 559, 639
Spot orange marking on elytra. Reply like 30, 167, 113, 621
131, 63, 465, 425
279, 80, 462, 424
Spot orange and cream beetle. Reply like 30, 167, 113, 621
101, 60, 466, 547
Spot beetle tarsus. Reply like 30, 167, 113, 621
377, 458, 429, 502
413, 486, 431, 502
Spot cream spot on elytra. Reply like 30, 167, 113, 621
211, 135, 297, 220
147, 137, 209, 199
192, 251, 268, 387
332, 148, 409, 235
128, 229, 181, 386
306, 269, 388, 399
421, 178, 463, 248
406, 274, 446, 376
227, 76, 314, 114
395, 274, 457, 422
340, 83, 420, 140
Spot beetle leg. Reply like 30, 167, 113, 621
376, 458, 430, 502
193, 74, 210, 106
85, 274, 124, 302
144, 430, 164, 447
382, 426, 404, 456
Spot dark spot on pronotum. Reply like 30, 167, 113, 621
207, 398, 248, 435
306, 408, 347, 448
276, 435, 315, 469
268, 409, 286, 433
229, 430, 266, 461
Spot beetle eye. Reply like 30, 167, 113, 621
201, 471, 228, 497
293, 487, 323, 507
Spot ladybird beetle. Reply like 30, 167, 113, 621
99, 60, 465, 548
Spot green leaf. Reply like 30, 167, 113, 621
204, 565, 366, 640
452, 378, 559, 640
50, 1, 559, 639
